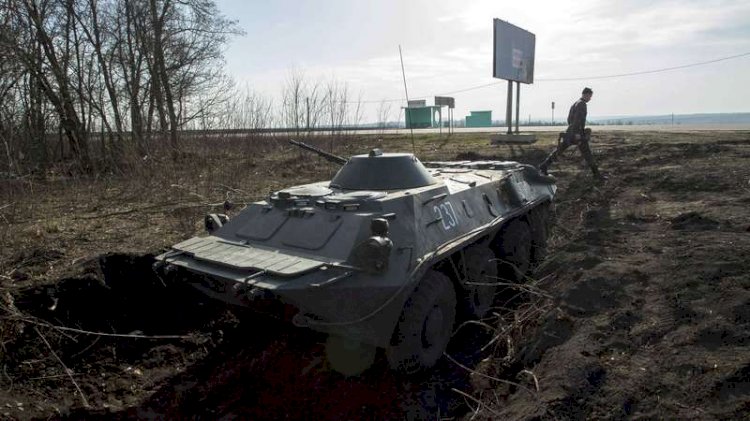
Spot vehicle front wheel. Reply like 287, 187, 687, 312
386, 270, 456, 373
460, 245, 498, 319
528, 203, 551, 268
494, 217, 532, 281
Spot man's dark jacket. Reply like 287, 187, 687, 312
566, 98, 587, 136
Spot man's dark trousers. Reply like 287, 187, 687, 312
539, 130, 601, 177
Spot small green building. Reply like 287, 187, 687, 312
404, 106, 442, 129
465, 110, 492, 128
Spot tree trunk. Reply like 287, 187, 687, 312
149, 0, 179, 160
24, 0, 91, 171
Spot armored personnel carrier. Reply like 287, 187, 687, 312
155, 140, 556, 374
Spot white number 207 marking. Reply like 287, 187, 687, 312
433, 202, 459, 230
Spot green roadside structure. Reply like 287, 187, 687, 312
466, 110, 492, 128
404, 105, 442, 129
403, 98, 455, 133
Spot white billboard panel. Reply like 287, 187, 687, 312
493, 19, 535, 84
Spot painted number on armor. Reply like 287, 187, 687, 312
433, 202, 459, 230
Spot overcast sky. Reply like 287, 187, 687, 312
216, 0, 750, 123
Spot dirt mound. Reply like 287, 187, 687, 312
1, 254, 237, 419
5, 253, 524, 420
453, 151, 500, 161
453, 148, 548, 164
669, 211, 721, 230
5, 247, 65, 283
12, 254, 226, 337
478, 132, 750, 420
58, 309, 515, 420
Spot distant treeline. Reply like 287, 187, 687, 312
590, 113, 750, 126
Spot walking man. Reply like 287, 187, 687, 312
539, 87, 603, 180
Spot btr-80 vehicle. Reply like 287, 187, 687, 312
155, 140, 556, 375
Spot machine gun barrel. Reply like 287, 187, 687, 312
289, 139, 348, 165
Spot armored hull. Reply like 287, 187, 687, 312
156, 147, 556, 373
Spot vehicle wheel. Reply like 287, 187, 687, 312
325, 335, 377, 376
528, 203, 551, 267
387, 271, 456, 373
495, 217, 532, 281
460, 245, 498, 319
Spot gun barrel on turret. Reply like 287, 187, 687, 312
289, 139, 348, 165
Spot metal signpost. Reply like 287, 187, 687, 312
435, 96, 455, 135
490, 19, 537, 145
552, 101, 555, 124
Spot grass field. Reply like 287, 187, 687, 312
1, 130, 748, 419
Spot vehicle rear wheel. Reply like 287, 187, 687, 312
494, 217, 532, 281
386, 270, 456, 373
325, 334, 377, 376
460, 245, 498, 319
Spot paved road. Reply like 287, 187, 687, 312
358, 123, 750, 135
185, 124, 750, 139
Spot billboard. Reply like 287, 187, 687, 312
434, 96, 455, 108
493, 19, 535, 84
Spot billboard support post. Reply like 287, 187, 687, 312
506, 80, 513, 134
515, 81, 520, 134
434, 96, 455, 136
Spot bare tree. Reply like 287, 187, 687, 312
347, 90, 365, 131
71, 0, 125, 158
281, 68, 306, 135
0, 0, 242, 172
9, 0, 92, 170
220, 85, 273, 131
324, 76, 348, 141
114, 0, 151, 156
0, 57, 24, 174
376, 100, 392, 134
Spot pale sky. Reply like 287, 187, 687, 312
216, 0, 750, 123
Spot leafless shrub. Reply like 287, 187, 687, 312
376, 100, 392, 134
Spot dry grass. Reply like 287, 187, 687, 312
1, 130, 749, 419
0, 130, 556, 288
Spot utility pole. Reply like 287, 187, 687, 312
398, 45, 416, 153
306, 97, 310, 131
551, 101, 555, 124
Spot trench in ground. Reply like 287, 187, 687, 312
6, 253, 541, 419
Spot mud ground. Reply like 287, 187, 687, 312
1, 131, 748, 419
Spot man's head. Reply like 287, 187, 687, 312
582, 87, 593, 102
